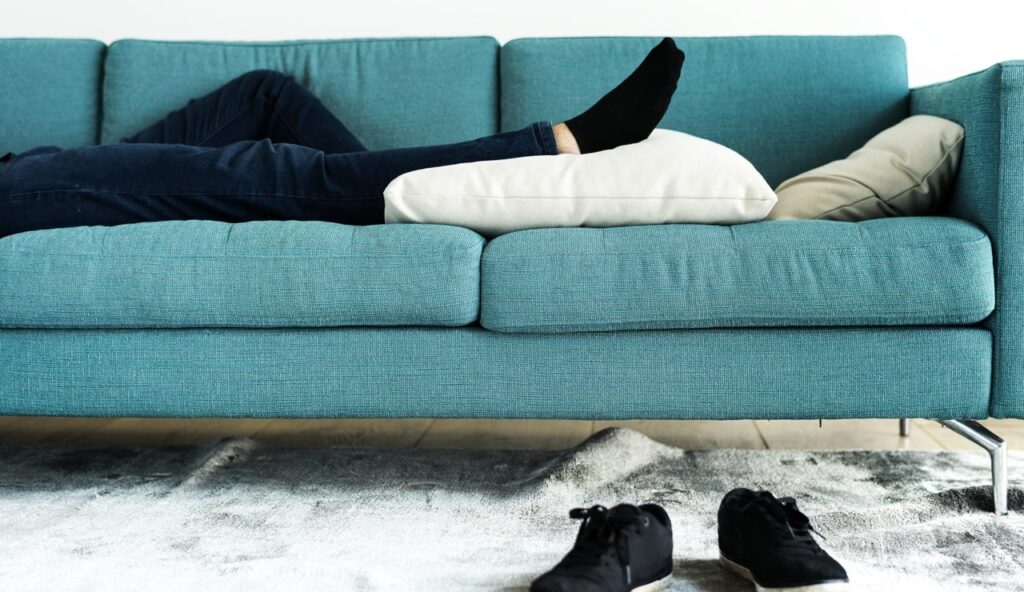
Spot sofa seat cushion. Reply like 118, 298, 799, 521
0, 221, 484, 328
480, 217, 994, 333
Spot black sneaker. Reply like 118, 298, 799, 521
718, 489, 849, 591
531, 503, 673, 592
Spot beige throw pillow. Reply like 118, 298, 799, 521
768, 115, 964, 221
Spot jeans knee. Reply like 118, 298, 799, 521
239, 69, 293, 97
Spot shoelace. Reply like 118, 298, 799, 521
758, 494, 826, 552
779, 497, 828, 541
564, 505, 647, 586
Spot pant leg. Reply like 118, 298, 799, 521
0, 122, 557, 238
121, 70, 367, 154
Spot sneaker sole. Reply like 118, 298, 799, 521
632, 573, 672, 592
719, 554, 850, 592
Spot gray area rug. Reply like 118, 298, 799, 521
1, 428, 1022, 591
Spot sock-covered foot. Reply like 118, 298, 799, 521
565, 37, 684, 154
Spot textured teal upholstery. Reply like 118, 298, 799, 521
0, 327, 990, 419
912, 62, 1024, 418
0, 219, 485, 327
500, 36, 908, 187
0, 36, 1014, 422
482, 218, 994, 333
0, 221, 484, 328
101, 38, 500, 149
0, 39, 104, 154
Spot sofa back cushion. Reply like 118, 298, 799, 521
500, 36, 909, 188
0, 39, 105, 154
101, 37, 500, 149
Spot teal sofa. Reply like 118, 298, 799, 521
0, 36, 1019, 513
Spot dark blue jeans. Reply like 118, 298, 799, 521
0, 70, 558, 239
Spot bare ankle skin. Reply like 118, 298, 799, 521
553, 123, 581, 155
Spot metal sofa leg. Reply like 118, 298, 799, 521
937, 419, 1009, 515
899, 418, 911, 437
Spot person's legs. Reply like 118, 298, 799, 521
122, 70, 367, 154
0, 122, 557, 238
0, 37, 684, 239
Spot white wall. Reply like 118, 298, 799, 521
2, 0, 1021, 86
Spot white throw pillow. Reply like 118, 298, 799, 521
383, 129, 777, 236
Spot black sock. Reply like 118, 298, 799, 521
565, 37, 684, 154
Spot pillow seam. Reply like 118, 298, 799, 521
811, 132, 966, 220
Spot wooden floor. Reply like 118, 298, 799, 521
1, 417, 1022, 452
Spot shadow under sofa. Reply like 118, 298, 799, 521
0, 34, 1019, 514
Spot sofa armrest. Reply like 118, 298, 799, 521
911, 62, 1024, 418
